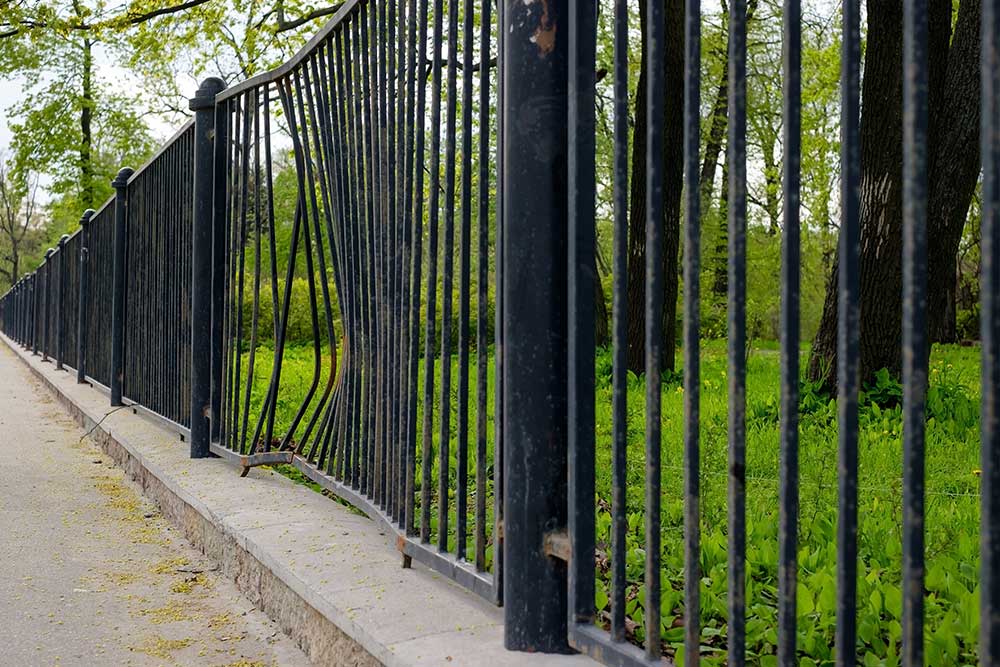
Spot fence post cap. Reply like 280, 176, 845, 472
189, 77, 226, 111
79, 209, 95, 227
57, 234, 69, 247
112, 167, 134, 189
44, 248, 54, 260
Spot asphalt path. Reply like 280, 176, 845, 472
0, 344, 312, 667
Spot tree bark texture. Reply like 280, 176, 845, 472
808, 0, 980, 386
625, 0, 684, 374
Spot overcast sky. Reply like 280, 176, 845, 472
0, 77, 21, 151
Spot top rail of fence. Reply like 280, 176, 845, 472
216, 0, 364, 102
92, 193, 115, 219
126, 118, 196, 186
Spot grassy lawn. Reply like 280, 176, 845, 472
239, 340, 982, 666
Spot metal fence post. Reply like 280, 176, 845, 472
41, 248, 53, 361
32, 269, 40, 356
77, 209, 94, 383
10, 281, 16, 344
501, 0, 571, 653
190, 77, 226, 459
28, 275, 35, 349
9, 281, 15, 344
55, 233, 69, 370
110, 168, 133, 406
210, 84, 228, 445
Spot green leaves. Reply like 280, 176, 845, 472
584, 339, 983, 664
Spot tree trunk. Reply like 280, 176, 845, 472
595, 252, 610, 347
624, 0, 684, 374
80, 37, 94, 209
713, 158, 729, 299
926, 0, 982, 343
761, 129, 780, 235
930, 268, 958, 343
700, 39, 729, 212
698, 0, 757, 212
809, 0, 908, 386
808, 0, 975, 386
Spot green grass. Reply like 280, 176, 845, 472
592, 341, 981, 665
237, 340, 982, 666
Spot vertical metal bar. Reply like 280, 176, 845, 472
646, 0, 665, 659
683, 0, 702, 660
32, 265, 39, 356
568, 0, 597, 634
190, 77, 226, 458
56, 233, 68, 370
778, 0, 801, 663
474, 0, 493, 574
45, 251, 53, 359
837, 0, 862, 663
421, 0, 444, 543
393, 0, 407, 527
456, 0, 475, 562
902, 0, 928, 662
502, 0, 569, 652
494, 0, 505, 601
727, 0, 748, 661
110, 167, 132, 406
438, 0, 460, 554
211, 92, 230, 444
982, 0, 1000, 660
359, 5, 377, 498
405, 0, 426, 537
77, 209, 94, 383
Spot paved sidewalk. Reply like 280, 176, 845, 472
0, 344, 311, 667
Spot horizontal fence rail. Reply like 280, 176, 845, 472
1, 1, 999, 665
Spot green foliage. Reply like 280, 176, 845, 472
256, 339, 982, 664
588, 341, 982, 664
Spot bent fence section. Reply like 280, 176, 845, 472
3, 1, 1000, 665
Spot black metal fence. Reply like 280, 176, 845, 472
2, 0, 1000, 664
0, 122, 196, 434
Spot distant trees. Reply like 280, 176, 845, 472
0, 156, 41, 290
0, 0, 339, 232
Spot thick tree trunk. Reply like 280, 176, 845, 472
809, 0, 908, 385
808, 0, 975, 386
926, 0, 982, 343
624, 0, 684, 374
930, 268, 958, 343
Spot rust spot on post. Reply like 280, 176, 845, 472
543, 530, 571, 562
530, 0, 557, 56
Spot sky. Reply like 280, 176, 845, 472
0, 77, 20, 152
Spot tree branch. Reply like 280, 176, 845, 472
275, 2, 345, 33
124, 0, 215, 25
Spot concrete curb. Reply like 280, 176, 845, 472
1, 334, 596, 667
